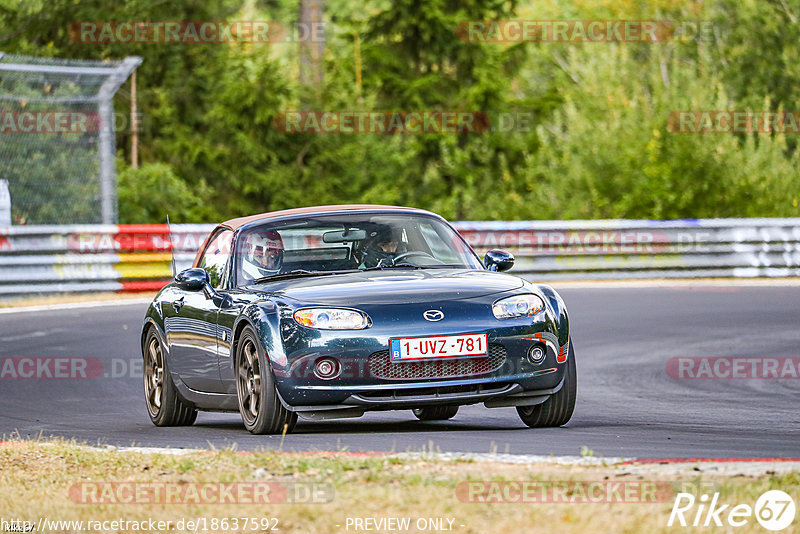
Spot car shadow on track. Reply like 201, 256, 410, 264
191, 418, 529, 435
297, 420, 529, 434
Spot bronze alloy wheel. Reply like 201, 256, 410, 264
237, 337, 262, 427
144, 336, 164, 418
142, 328, 197, 427
235, 326, 297, 434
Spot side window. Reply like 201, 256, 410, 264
198, 229, 233, 289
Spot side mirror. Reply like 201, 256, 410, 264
484, 249, 515, 272
175, 268, 209, 291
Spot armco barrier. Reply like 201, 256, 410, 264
1, 218, 799, 297
456, 218, 800, 280
0, 224, 213, 297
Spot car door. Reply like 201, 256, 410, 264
165, 228, 233, 393
215, 230, 257, 395
216, 293, 245, 395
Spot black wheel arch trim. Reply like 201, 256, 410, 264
141, 317, 168, 361
230, 302, 281, 363
536, 284, 570, 346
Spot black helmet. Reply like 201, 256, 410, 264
371, 225, 402, 245
362, 226, 405, 267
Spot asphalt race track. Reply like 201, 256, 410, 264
1, 285, 798, 459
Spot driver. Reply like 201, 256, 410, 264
362, 226, 407, 268
242, 231, 284, 280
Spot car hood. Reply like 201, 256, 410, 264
253, 269, 525, 306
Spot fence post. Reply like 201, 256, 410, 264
0, 54, 141, 225
98, 56, 143, 224
0, 180, 10, 226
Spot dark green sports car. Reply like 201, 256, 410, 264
141, 205, 576, 434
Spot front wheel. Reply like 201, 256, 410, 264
235, 326, 297, 435
517, 339, 576, 428
413, 405, 459, 421
143, 327, 197, 426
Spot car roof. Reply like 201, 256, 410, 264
220, 204, 436, 230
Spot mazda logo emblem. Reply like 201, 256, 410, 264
423, 310, 444, 322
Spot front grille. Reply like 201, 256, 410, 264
368, 344, 506, 380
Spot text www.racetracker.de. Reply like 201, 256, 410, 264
0, 516, 280, 533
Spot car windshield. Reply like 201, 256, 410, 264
235, 213, 483, 286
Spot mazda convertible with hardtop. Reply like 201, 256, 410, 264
140, 205, 576, 434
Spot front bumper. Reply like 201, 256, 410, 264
263, 289, 570, 411
272, 320, 570, 410
285, 374, 567, 412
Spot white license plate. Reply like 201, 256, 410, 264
389, 333, 488, 361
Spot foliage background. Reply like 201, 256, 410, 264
1, 0, 798, 222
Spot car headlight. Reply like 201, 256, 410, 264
294, 308, 371, 330
492, 294, 545, 320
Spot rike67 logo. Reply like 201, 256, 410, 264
669, 490, 796, 531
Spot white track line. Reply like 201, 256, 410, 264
547, 278, 800, 289
393, 452, 630, 466
0, 298, 153, 315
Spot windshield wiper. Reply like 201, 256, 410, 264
253, 264, 456, 283
360, 264, 425, 271
252, 269, 362, 284
252, 269, 325, 283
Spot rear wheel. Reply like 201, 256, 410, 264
236, 326, 297, 435
143, 328, 197, 426
517, 339, 576, 428
413, 405, 459, 421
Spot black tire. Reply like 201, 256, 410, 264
235, 326, 297, 435
412, 405, 459, 421
517, 338, 576, 428
143, 327, 198, 427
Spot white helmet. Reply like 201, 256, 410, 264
242, 231, 284, 279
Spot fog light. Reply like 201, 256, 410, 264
314, 357, 340, 380
527, 345, 545, 364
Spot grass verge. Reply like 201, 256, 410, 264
0, 439, 797, 533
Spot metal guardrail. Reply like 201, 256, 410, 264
1, 218, 799, 296
456, 218, 800, 280
0, 224, 212, 296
